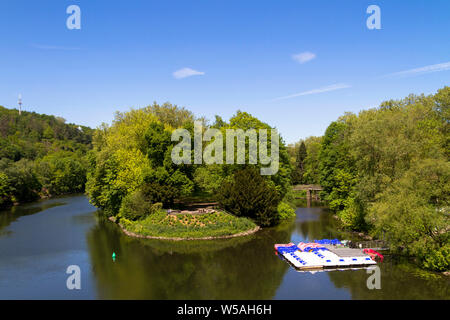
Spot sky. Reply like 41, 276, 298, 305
0, 0, 449, 144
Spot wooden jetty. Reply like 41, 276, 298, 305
323, 246, 367, 257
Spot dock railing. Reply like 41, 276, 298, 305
349, 240, 389, 251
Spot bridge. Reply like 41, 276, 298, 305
293, 184, 323, 201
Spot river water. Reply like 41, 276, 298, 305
0, 195, 448, 299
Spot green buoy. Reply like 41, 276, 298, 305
112, 252, 116, 262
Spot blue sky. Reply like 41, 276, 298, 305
1, 0, 449, 144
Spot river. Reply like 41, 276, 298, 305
0, 195, 448, 299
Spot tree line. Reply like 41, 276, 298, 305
86, 103, 296, 228
289, 86, 449, 271
1, 86, 448, 271
0, 106, 93, 207
288, 136, 322, 185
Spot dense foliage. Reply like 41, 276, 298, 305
196, 111, 295, 221
368, 159, 449, 271
85, 103, 196, 216
118, 189, 163, 221
0, 106, 93, 207
3, 87, 447, 271
317, 87, 450, 271
288, 136, 322, 185
86, 105, 294, 228
218, 167, 281, 227
290, 141, 306, 184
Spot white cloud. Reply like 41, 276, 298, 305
385, 61, 450, 78
292, 51, 316, 64
273, 83, 351, 101
173, 67, 205, 79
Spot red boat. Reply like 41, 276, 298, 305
363, 248, 384, 262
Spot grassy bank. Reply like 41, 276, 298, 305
118, 209, 258, 239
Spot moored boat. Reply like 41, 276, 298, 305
274, 239, 380, 270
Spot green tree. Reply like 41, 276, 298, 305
319, 119, 355, 213
367, 159, 449, 271
291, 141, 307, 184
297, 141, 307, 170
193, 165, 225, 194
317, 87, 450, 270
303, 136, 322, 184
0, 172, 11, 207
212, 115, 226, 129
0, 105, 93, 207
86, 103, 196, 214
224, 111, 293, 197
37, 152, 87, 195
42, 125, 54, 139
0, 159, 41, 203
119, 188, 162, 221
145, 102, 195, 128
218, 167, 281, 227
145, 121, 172, 167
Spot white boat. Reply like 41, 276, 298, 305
276, 241, 379, 270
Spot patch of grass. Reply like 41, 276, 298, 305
119, 209, 257, 239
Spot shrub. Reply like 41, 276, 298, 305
277, 201, 296, 220
218, 166, 281, 227
1, 159, 41, 203
140, 182, 179, 208
0, 172, 11, 208
422, 245, 450, 272
338, 196, 366, 230
119, 188, 162, 221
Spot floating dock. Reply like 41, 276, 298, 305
275, 240, 379, 271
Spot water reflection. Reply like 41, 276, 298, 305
86, 217, 294, 299
279, 203, 450, 300
0, 195, 448, 300
327, 259, 450, 299
0, 200, 65, 235
0, 195, 97, 299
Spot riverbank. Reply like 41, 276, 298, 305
2, 194, 449, 299
110, 209, 260, 241
0, 192, 84, 212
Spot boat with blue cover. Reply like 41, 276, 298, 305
274, 240, 381, 271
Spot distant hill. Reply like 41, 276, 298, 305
0, 106, 93, 161
0, 106, 94, 208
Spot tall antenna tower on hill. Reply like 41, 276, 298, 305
18, 94, 22, 115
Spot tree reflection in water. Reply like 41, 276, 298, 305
86, 216, 295, 299
86, 205, 450, 300
327, 258, 450, 300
